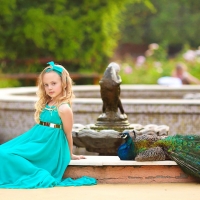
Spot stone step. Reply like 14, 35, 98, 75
64, 156, 199, 184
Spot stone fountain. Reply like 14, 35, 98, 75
72, 62, 169, 155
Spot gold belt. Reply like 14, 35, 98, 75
39, 121, 62, 129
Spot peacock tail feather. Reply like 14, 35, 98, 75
134, 134, 160, 154
134, 134, 166, 161
155, 134, 200, 179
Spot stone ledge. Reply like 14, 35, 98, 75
65, 156, 199, 184
69, 156, 177, 166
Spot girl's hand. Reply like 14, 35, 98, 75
71, 154, 86, 160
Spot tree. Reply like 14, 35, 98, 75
119, 0, 200, 49
0, 0, 142, 73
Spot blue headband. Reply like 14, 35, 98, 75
46, 61, 63, 76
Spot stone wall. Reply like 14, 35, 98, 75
72, 99, 200, 135
73, 85, 200, 99
0, 86, 200, 144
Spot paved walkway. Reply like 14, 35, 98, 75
0, 183, 200, 200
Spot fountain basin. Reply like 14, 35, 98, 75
0, 85, 200, 148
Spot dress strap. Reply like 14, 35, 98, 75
58, 102, 70, 108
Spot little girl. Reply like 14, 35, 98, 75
0, 61, 97, 188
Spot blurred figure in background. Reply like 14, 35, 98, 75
172, 63, 200, 85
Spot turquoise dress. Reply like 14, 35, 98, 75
0, 104, 97, 188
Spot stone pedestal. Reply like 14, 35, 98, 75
91, 112, 133, 132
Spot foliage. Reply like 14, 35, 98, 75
0, 0, 141, 74
0, 79, 21, 88
118, 0, 200, 85
120, 44, 200, 84
1, 0, 200, 87
119, 0, 200, 48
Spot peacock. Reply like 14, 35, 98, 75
118, 130, 200, 179
117, 130, 136, 160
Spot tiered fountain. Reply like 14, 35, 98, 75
72, 62, 169, 155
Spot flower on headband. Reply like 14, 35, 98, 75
46, 61, 63, 75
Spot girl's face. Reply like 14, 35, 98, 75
43, 71, 63, 100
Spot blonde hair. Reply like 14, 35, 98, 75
34, 64, 75, 123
